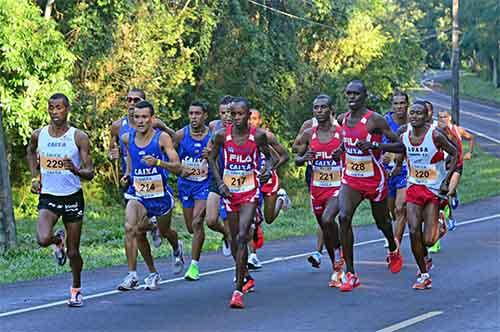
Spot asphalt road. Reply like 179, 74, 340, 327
1, 196, 499, 332
414, 70, 500, 157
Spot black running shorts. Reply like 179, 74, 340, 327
38, 190, 85, 223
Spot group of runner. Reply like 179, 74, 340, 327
27, 79, 473, 309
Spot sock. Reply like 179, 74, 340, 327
191, 260, 199, 267
70, 287, 80, 298
128, 271, 138, 279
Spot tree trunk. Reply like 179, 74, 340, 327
451, 0, 460, 125
492, 55, 499, 88
44, 0, 56, 19
0, 105, 17, 252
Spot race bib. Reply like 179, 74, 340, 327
40, 155, 66, 173
182, 159, 208, 182
223, 169, 255, 193
312, 166, 341, 188
133, 174, 165, 199
409, 164, 437, 184
345, 155, 374, 177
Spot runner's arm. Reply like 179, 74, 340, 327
120, 133, 131, 186
292, 119, 312, 153
256, 129, 273, 183
208, 129, 231, 197
267, 132, 289, 169
458, 126, 474, 159
27, 129, 42, 193
433, 129, 457, 189
154, 132, 181, 175
108, 120, 121, 160
73, 130, 95, 181
294, 130, 312, 166
365, 115, 405, 153
152, 118, 176, 138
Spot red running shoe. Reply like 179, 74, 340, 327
412, 273, 432, 290
229, 290, 244, 308
242, 276, 255, 293
339, 272, 360, 292
252, 224, 264, 250
386, 239, 403, 273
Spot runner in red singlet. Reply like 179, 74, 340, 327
208, 97, 273, 309
295, 95, 345, 287
336, 80, 405, 292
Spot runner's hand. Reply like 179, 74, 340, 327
303, 148, 315, 162
202, 146, 211, 159
63, 156, 79, 175
120, 175, 130, 187
464, 152, 472, 160
218, 183, 232, 198
31, 179, 41, 194
356, 140, 374, 152
142, 155, 157, 167
259, 168, 272, 183
332, 148, 343, 161
109, 146, 120, 160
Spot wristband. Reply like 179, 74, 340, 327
156, 159, 161, 166
372, 141, 380, 149
31, 177, 40, 183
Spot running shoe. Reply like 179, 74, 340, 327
386, 239, 403, 273
383, 238, 389, 248
53, 229, 67, 266
252, 223, 264, 250
450, 194, 459, 209
229, 290, 244, 309
339, 272, 360, 292
117, 274, 140, 291
247, 253, 262, 270
329, 269, 345, 288
447, 217, 457, 231
149, 217, 162, 248
307, 251, 322, 269
68, 290, 83, 307
222, 237, 231, 257
173, 240, 185, 275
412, 273, 432, 290
144, 272, 161, 290
242, 275, 255, 293
277, 188, 292, 211
184, 262, 200, 281
428, 240, 441, 253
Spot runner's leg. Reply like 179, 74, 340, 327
370, 199, 398, 252
338, 185, 364, 274
407, 203, 427, 273
393, 188, 407, 243
64, 221, 83, 288
320, 197, 341, 266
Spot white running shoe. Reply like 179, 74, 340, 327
307, 251, 322, 268
117, 274, 140, 291
247, 253, 262, 270
277, 189, 292, 210
149, 217, 162, 248
383, 238, 389, 248
173, 240, 185, 275
222, 237, 231, 257
144, 272, 161, 290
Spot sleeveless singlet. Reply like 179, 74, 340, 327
403, 126, 447, 195
309, 125, 343, 196
341, 110, 385, 188
128, 130, 169, 199
178, 126, 211, 183
38, 126, 81, 196
222, 125, 259, 197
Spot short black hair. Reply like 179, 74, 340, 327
423, 100, 433, 111
135, 100, 154, 116
348, 80, 367, 94
413, 100, 428, 109
230, 97, 250, 112
314, 94, 333, 108
391, 90, 409, 103
219, 95, 233, 106
190, 100, 210, 113
129, 88, 146, 99
48, 93, 70, 108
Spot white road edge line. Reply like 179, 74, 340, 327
0, 213, 498, 319
376, 311, 443, 332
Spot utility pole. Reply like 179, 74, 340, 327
451, 0, 460, 125
0, 102, 17, 252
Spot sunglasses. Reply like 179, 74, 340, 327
127, 97, 142, 103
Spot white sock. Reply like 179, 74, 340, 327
128, 271, 138, 279
191, 260, 199, 267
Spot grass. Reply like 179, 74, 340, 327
1, 145, 499, 284
441, 72, 500, 105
